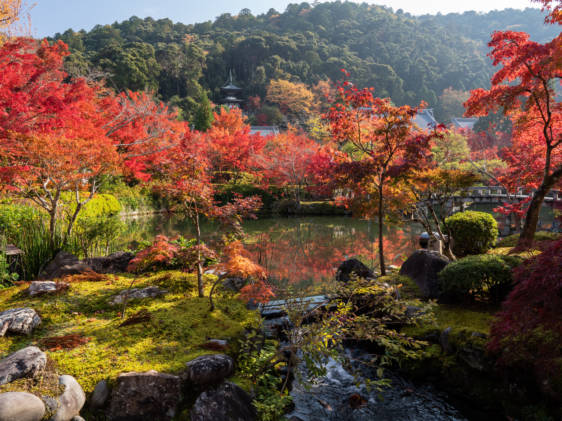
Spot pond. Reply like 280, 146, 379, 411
118, 202, 559, 294
119, 214, 421, 294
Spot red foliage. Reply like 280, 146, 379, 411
127, 235, 180, 273
205, 107, 266, 179
40, 333, 90, 351
488, 238, 562, 398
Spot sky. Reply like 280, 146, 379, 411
30, 0, 538, 38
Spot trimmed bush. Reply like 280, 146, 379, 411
438, 254, 522, 303
446, 210, 498, 256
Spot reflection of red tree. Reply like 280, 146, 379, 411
244, 221, 416, 291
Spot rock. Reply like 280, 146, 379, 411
109, 286, 168, 305
191, 381, 257, 421
89, 379, 110, 409
336, 259, 375, 283
87, 252, 134, 274
109, 370, 181, 420
71, 417, 85, 421
440, 327, 452, 354
222, 277, 246, 292
0, 308, 41, 336
183, 354, 234, 386
0, 346, 47, 385
40, 252, 91, 280
49, 375, 86, 421
0, 392, 46, 421
399, 250, 450, 298
28, 281, 68, 297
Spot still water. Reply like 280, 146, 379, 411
120, 215, 420, 294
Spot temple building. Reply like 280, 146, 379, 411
220, 70, 243, 108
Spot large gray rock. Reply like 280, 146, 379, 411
336, 259, 375, 283
399, 250, 450, 298
87, 252, 134, 274
0, 346, 47, 385
183, 354, 234, 386
109, 370, 181, 421
49, 375, 86, 421
40, 252, 91, 280
28, 281, 68, 297
191, 381, 257, 421
89, 379, 110, 408
0, 308, 41, 336
0, 392, 46, 421
110, 287, 167, 305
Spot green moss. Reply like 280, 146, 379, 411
495, 231, 562, 248
0, 271, 260, 394
434, 304, 496, 334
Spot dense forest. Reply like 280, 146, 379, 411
50, 2, 558, 123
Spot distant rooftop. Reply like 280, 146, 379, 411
414, 109, 437, 131
451, 117, 478, 131
250, 126, 280, 137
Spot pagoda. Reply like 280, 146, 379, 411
220, 70, 243, 108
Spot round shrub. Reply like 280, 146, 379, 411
445, 210, 498, 256
438, 254, 521, 303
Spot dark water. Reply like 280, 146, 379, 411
288, 352, 466, 421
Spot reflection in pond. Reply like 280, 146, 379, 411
119, 215, 420, 294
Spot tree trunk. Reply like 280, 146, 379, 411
195, 211, 204, 298
378, 185, 386, 276
517, 167, 562, 248
48, 209, 57, 246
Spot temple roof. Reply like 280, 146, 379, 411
451, 117, 478, 130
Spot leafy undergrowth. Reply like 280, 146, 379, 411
0, 270, 260, 394
391, 273, 497, 336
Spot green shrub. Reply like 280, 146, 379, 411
438, 254, 522, 303
0, 236, 19, 288
445, 210, 498, 256
495, 231, 561, 248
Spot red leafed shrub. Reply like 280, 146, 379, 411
127, 235, 216, 273
488, 238, 562, 399
127, 235, 179, 273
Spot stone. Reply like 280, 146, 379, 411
183, 354, 234, 386
40, 251, 134, 280
110, 287, 168, 305
28, 281, 68, 297
71, 417, 86, 421
49, 375, 86, 421
0, 346, 47, 385
399, 250, 450, 299
221, 277, 247, 292
0, 308, 41, 336
39, 251, 91, 280
89, 379, 110, 408
335, 259, 375, 283
87, 252, 134, 274
0, 392, 46, 421
109, 370, 181, 420
191, 381, 257, 421
440, 327, 452, 354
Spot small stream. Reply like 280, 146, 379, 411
286, 350, 466, 421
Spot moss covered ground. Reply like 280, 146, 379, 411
0, 271, 260, 394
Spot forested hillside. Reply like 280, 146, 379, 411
51, 2, 558, 123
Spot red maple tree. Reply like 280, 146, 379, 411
324, 73, 435, 275
465, 28, 562, 248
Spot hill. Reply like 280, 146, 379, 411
50, 2, 559, 123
